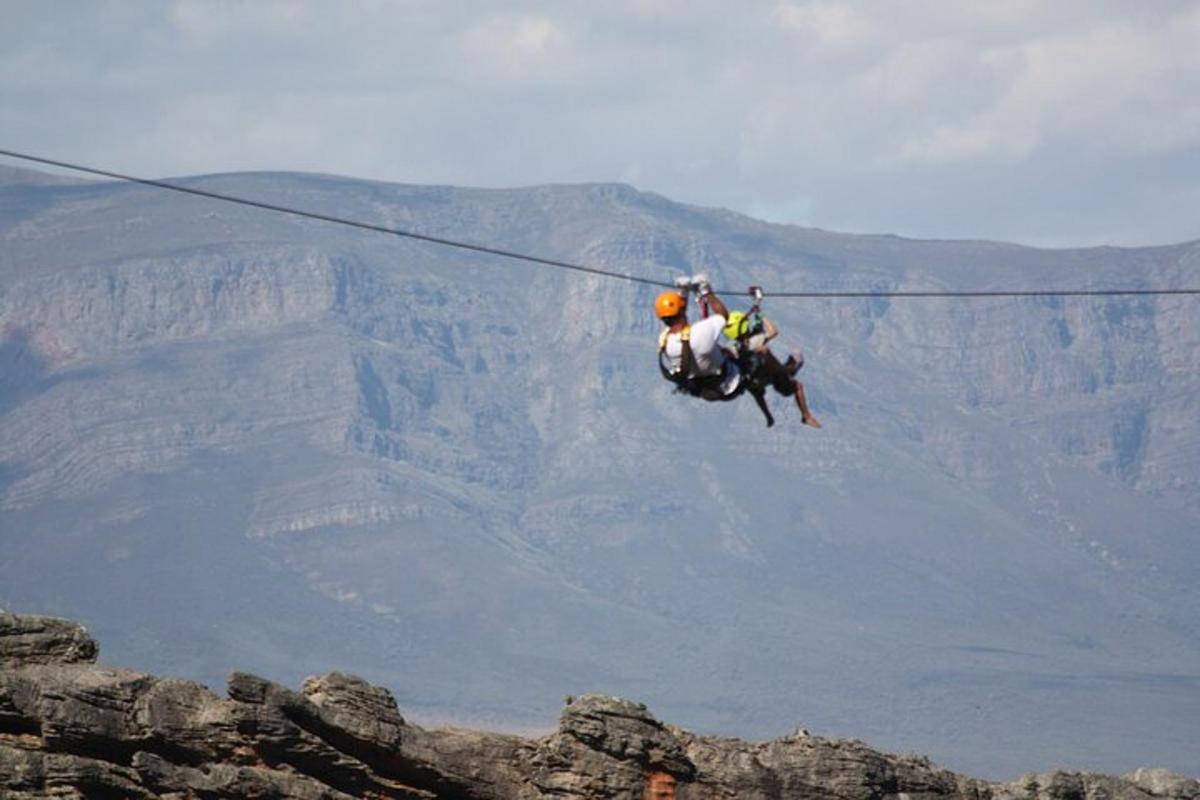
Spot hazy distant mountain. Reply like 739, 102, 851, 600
1, 167, 1197, 779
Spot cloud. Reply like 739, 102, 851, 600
774, 2, 878, 50
896, 10, 1200, 164
170, 0, 313, 44
457, 13, 571, 86
2, 1, 1198, 246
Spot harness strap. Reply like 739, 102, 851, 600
657, 325, 690, 352
658, 325, 703, 395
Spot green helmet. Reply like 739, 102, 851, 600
723, 311, 745, 340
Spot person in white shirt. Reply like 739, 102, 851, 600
655, 278, 742, 400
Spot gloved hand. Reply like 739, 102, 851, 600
673, 275, 694, 290
690, 273, 711, 296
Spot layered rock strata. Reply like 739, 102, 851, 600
1, 613, 1195, 800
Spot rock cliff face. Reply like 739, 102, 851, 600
3, 613, 1196, 800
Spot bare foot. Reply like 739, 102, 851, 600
802, 416, 822, 429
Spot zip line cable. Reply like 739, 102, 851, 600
0, 148, 669, 290
765, 288, 1200, 298
3, 147, 1198, 300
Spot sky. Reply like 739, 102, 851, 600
2, 0, 1199, 248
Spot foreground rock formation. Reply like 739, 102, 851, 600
1, 613, 1196, 800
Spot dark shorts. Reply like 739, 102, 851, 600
759, 350, 796, 396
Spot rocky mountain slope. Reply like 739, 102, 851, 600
1, 165, 1198, 777
4, 613, 1198, 800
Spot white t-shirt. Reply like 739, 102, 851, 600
661, 314, 741, 396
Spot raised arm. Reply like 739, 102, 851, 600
688, 274, 729, 319
704, 291, 729, 319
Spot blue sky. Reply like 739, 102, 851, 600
3, 1, 1199, 247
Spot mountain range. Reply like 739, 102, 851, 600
0, 163, 1197, 779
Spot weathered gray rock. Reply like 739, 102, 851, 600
133, 677, 243, 763
559, 694, 693, 778
678, 728, 991, 800
8, 664, 156, 759
0, 662, 242, 765
131, 750, 362, 800
995, 771, 1162, 800
1125, 769, 1200, 800
526, 694, 696, 798
301, 671, 406, 755
0, 744, 154, 800
0, 614, 98, 667
228, 671, 429, 798
0, 613, 1196, 800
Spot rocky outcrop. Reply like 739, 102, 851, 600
0, 613, 98, 667
527, 694, 695, 797
1123, 768, 1200, 800
994, 769, 1200, 800
0, 614, 1195, 800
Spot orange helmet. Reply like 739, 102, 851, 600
655, 291, 687, 319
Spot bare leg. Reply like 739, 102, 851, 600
760, 349, 820, 428
793, 380, 821, 428
750, 387, 775, 428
